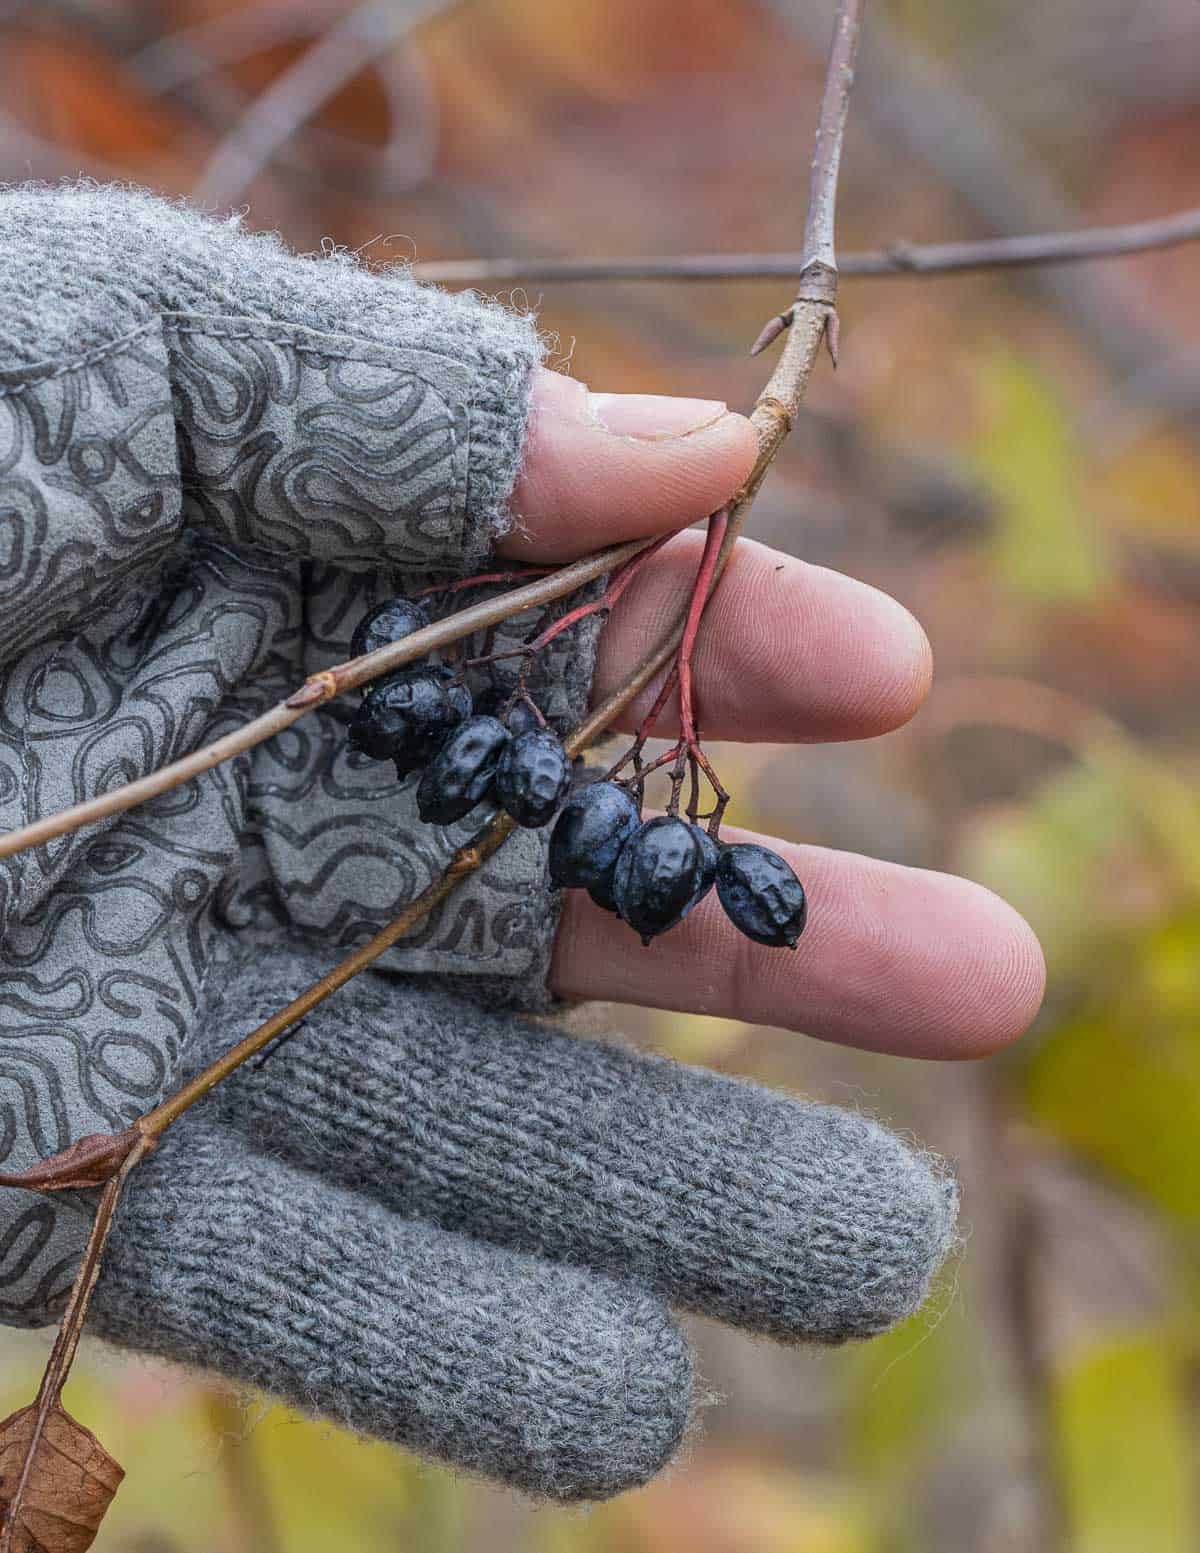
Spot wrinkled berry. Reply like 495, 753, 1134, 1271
416, 716, 510, 825
612, 816, 705, 945
548, 781, 641, 889
351, 597, 431, 692
476, 687, 543, 736
683, 824, 720, 919
715, 842, 807, 948
348, 669, 472, 773
587, 873, 621, 915
495, 729, 572, 828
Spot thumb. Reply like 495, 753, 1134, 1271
500, 366, 759, 561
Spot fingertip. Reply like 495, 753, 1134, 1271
877, 864, 1046, 1059
809, 569, 933, 739
952, 885, 1047, 1058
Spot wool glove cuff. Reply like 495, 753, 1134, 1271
0, 181, 544, 664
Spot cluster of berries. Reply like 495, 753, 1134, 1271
347, 596, 572, 829
347, 594, 808, 952
549, 784, 806, 947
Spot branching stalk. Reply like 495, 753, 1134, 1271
0, 16, 868, 1541
106, 0, 870, 1151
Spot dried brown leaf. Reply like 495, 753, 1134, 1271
0, 1404, 123, 1553
0, 1131, 144, 1194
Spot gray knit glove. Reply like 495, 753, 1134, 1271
0, 184, 958, 1502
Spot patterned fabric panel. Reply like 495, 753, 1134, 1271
0, 319, 598, 1323
166, 316, 474, 572
0, 323, 180, 665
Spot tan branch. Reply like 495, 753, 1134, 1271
0, 1133, 152, 1553
412, 204, 1200, 288
88, 0, 870, 1152
0, 537, 647, 864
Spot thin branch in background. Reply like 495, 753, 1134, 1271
127, 0, 442, 196
412, 205, 1200, 288
128, 1, 352, 93
192, 0, 444, 208
770, 0, 1200, 436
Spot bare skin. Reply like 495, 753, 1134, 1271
508, 368, 1046, 1057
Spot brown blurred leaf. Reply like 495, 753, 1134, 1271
0, 1131, 144, 1195
0, 1404, 123, 1553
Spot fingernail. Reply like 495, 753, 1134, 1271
587, 392, 729, 441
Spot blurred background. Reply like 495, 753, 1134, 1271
2, 0, 1199, 1548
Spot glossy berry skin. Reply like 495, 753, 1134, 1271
612, 817, 706, 945
548, 782, 641, 889
682, 824, 720, 919
416, 716, 510, 825
350, 597, 431, 692
348, 669, 472, 773
474, 687, 542, 736
715, 843, 808, 949
495, 729, 572, 828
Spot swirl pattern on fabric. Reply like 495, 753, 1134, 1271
0, 318, 586, 1323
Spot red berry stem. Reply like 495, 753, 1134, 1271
674, 508, 732, 833
601, 507, 731, 831
418, 565, 555, 599
463, 533, 673, 670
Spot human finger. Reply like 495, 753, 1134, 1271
500, 367, 758, 562
593, 531, 932, 741
551, 823, 1046, 1059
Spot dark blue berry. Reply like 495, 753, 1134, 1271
715, 843, 807, 948
416, 716, 510, 825
612, 816, 705, 945
348, 669, 472, 773
682, 824, 720, 920
587, 873, 622, 915
548, 782, 641, 889
351, 597, 431, 692
495, 729, 572, 828
475, 687, 543, 736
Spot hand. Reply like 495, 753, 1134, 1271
515, 369, 1046, 1058
0, 185, 1042, 1505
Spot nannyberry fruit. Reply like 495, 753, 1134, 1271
350, 597, 431, 691
612, 816, 706, 945
475, 687, 543, 736
416, 716, 510, 825
682, 823, 720, 919
715, 842, 807, 948
587, 873, 621, 915
348, 669, 472, 773
495, 729, 572, 828
548, 781, 641, 889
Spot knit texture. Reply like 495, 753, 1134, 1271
0, 184, 585, 1331
192, 938, 960, 1344
0, 183, 963, 1503
91, 1117, 692, 1501
0, 181, 543, 557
